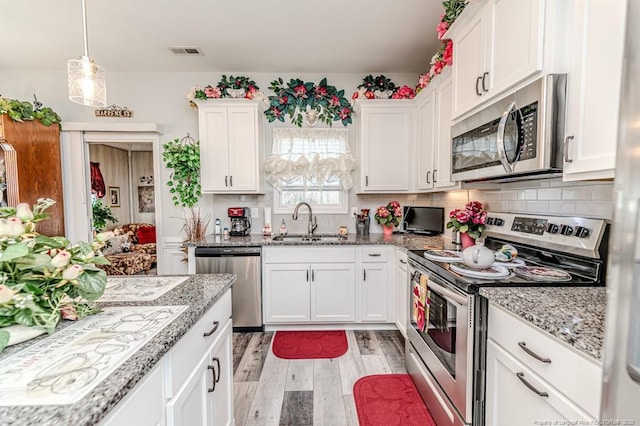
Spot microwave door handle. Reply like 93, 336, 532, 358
497, 101, 517, 174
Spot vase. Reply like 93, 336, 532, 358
460, 232, 475, 249
383, 224, 395, 236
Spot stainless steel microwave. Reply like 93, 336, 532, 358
451, 74, 567, 182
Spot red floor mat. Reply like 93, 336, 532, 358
272, 330, 348, 359
354, 374, 437, 426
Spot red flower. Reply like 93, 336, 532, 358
339, 107, 351, 120
330, 95, 341, 107
279, 95, 289, 105
294, 85, 308, 98
437, 20, 450, 40
352, 91, 359, 100
443, 40, 453, 66
393, 85, 416, 99
365, 91, 375, 99
433, 60, 446, 75
315, 86, 328, 98
270, 106, 282, 117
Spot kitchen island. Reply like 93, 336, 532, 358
0, 273, 235, 426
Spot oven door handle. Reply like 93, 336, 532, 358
426, 277, 469, 306
497, 101, 517, 174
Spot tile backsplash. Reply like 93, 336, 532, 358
203, 178, 614, 236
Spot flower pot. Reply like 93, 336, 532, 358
460, 232, 475, 249
383, 224, 395, 236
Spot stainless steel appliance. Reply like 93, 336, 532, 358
406, 212, 609, 426
451, 74, 566, 182
228, 207, 251, 236
194, 246, 262, 331
601, 0, 640, 419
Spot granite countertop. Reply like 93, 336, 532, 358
479, 286, 606, 361
187, 232, 445, 251
0, 273, 235, 426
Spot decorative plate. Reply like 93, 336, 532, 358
493, 257, 526, 268
512, 266, 572, 282
450, 263, 511, 279
423, 250, 463, 262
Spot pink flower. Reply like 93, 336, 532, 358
389, 201, 401, 209
315, 86, 328, 98
377, 207, 390, 218
393, 85, 416, 99
437, 20, 450, 40
16, 203, 34, 221
60, 303, 78, 321
0, 217, 25, 238
293, 85, 308, 98
204, 86, 221, 98
443, 40, 453, 66
339, 107, 351, 120
50, 250, 71, 268
394, 207, 403, 218
279, 95, 289, 105
329, 95, 341, 107
62, 264, 83, 280
352, 91, 359, 100
432, 60, 446, 75
270, 107, 283, 117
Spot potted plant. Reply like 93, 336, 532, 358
446, 201, 487, 248
375, 201, 403, 236
92, 199, 117, 232
162, 136, 210, 242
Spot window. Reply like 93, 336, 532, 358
266, 128, 355, 214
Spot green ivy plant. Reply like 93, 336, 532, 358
162, 138, 201, 208
92, 200, 117, 232
0, 97, 61, 126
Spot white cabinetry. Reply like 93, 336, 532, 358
196, 99, 263, 193
563, 0, 626, 181
165, 290, 234, 426
485, 303, 602, 424
394, 249, 408, 337
415, 71, 460, 192
448, 0, 567, 119
161, 238, 188, 276
263, 247, 357, 324
356, 100, 414, 193
359, 247, 394, 322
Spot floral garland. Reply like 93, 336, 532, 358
186, 75, 266, 102
416, 0, 467, 93
352, 75, 415, 101
264, 78, 353, 127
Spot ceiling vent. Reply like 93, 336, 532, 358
168, 46, 203, 55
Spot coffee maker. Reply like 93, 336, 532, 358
228, 207, 251, 236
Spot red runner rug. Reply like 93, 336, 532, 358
354, 374, 437, 426
272, 330, 348, 359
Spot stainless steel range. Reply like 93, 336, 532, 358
405, 212, 609, 426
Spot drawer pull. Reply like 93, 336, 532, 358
203, 321, 220, 337
368, 253, 381, 257
516, 372, 549, 397
475, 76, 482, 96
207, 365, 216, 393
518, 341, 551, 364
212, 356, 221, 383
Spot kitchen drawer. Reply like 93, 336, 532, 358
263, 246, 356, 263
164, 290, 232, 397
359, 246, 390, 262
396, 248, 408, 271
488, 303, 602, 418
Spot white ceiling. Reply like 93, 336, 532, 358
2, 0, 444, 74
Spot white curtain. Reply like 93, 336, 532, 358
265, 128, 356, 190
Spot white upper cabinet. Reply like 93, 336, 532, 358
415, 71, 460, 192
356, 100, 414, 193
196, 100, 264, 193
563, 0, 626, 181
448, 0, 568, 120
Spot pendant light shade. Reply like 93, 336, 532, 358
68, 0, 106, 107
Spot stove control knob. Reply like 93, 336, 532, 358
574, 226, 591, 238
546, 223, 559, 234
494, 218, 505, 227
486, 217, 495, 225
560, 225, 574, 236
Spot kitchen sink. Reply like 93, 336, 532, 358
271, 234, 347, 243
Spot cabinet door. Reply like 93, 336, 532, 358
210, 322, 234, 426
485, 340, 593, 425
416, 91, 436, 191
487, 0, 543, 98
199, 106, 231, 193
433, 77, 458, 190
161, 247, 188, 275
227, 106, 259, 192
452, 12, 487, 118
166, 350, 212, 426
310, 263, 356, 322
395, 263, 408, 338
563, 0, 626, 180
360, 262, 389, 322
263, 264, 310, 323
360, 106, 411, 192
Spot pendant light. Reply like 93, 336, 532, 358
67, 0, 106, 107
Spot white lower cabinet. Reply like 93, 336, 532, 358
485, 303, 602, 424
263, 246, 394, 325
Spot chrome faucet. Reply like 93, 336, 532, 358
292, 202, 318, 235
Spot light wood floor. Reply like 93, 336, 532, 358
232, 330, 406, 426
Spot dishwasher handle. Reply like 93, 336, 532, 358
195, 246, 262, 257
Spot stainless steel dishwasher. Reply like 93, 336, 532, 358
194, 246, 262, 331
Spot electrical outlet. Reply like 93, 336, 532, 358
351, 206, 359, 216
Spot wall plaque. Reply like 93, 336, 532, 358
95, 105, 134, 118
